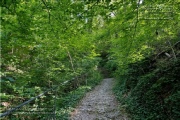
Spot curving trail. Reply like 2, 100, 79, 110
70, 78, 128, 120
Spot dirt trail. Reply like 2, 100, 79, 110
70, 78, 128, 120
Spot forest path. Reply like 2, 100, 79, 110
70, 78, 128, 120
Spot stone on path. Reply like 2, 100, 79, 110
70, 78, 128, 120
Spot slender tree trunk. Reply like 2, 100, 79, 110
66, 49, 75, 72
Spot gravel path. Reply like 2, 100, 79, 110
70, 78, 128, 120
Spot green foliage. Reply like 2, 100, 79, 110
1, 0, 180, 119
56, 71, 102, 119
114, 57, 180, 120
1, 1, 105, 119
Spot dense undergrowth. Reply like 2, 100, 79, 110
113, 45, 180, 120
1, 65, 102, 119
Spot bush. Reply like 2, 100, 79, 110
114, 58, 180, 120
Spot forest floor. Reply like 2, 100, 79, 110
70, 78, 128, 120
